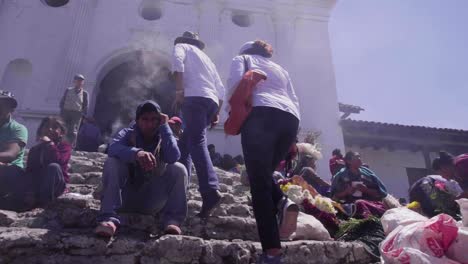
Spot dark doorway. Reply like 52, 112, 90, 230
94, 52, 175, 138
406, 167, 431, 188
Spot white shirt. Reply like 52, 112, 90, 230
226, 54, 301, 120
171, 43, 225, 105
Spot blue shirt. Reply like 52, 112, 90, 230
331, 166, 388, 203
108, 123, 180, 164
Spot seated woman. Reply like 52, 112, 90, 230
276, 140, 298, 178
454, 153, 468, 198
27, 117, 72, 206
409, 151, 462, 219
331, 151, 388, 218
291, 143, 331, 196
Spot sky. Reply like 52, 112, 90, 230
329, 0, 468, 130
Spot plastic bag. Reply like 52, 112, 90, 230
381, 207, 428, 235
291, 212, 332, 241
446, 227, 468, 264
380, 214, 459, 264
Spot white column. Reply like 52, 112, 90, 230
46, 1, 96, 106
197, 0, 223, 53
272, 4, 296, 70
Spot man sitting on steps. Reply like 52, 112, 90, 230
95, 100, 188, 237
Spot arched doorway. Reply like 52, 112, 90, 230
93, 50, 175, 138
1, 58, 33, 108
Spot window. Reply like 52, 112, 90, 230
232, 11, 253, 27
140, 0, 162, 21
1, 59, 33, 107
41, 0, 69, 7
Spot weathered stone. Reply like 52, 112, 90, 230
0, 210, 17, 226
226, 204, 251, 217
82, 172, 103, 185
69, 160, 100, 174
0, 226, 373, 264
221, 193, 236, 204
0, 152, 375, 263
69, 173, 86, 184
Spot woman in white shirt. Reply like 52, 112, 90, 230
227, 40, 301, 264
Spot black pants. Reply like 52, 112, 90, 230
0, 163, 65, 211
0, 165, 32, 211
33, 163, 66, 206
241, 106, 299, 250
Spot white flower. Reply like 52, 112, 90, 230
314, 196, 337, 214
285, 185, 304, 205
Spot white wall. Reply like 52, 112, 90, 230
346, 147, 426, 200
0, 0, 344, 162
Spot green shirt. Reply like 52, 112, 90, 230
0, 117, 28, 168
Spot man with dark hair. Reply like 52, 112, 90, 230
208, 144, 222, 168
329, 148, 345, 178
172, 31, 225, 217
168, 116, 183, 140
59, 74, 88, 146
95, 100, 188, 237
76, 116, 102, 152
0, 90, 30, 210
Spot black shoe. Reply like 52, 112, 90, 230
197, 190, 222, 218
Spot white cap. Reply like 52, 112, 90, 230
239, 41, 255, 55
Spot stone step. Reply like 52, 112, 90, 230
0, 227, 374, 264
0, 195, 257, 241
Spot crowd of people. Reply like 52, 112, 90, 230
1, 31, 467, 264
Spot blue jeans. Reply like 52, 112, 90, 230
97, 157, 188, 228
179, 97, 219, 197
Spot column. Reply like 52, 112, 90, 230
46, 1, 96, 105
272, 4, 296, 69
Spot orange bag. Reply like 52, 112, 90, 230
224, 70, 266, 135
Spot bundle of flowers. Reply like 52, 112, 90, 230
279, 176, 340, 234
420, 176, 462, 219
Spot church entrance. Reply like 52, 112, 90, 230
93, 51, 175, 138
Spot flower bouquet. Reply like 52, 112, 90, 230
279, 176, 340, 234
420, 176, 462, 220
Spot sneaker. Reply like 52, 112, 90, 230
197, 190, 222, 218
163, 224, 182, 235
95, 221, 117, 237
258, 253, 283, 264
277, 197, 299, 240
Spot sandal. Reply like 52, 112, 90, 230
164, 224, 182, 235
95, 221, 117, 237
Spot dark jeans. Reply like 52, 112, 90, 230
33, 163, 66, 206
241, 106, 299, 250
179, 97, 219, 198
97, 157, 188, 228
0, 165, 32, 211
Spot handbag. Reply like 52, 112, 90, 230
224, 57, 266, 135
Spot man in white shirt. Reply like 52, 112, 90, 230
172, 31, 224, 218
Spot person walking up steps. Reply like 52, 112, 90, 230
227, 40, 301, 264
172, 31, 225, 218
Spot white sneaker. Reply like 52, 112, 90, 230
277, 197, 299, 240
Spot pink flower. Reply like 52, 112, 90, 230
434, 181, 446, 191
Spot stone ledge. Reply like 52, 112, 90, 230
0, 227, 373, 264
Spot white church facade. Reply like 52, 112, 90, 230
0, 0, 344, 177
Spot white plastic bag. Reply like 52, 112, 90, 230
446, 227, 468, 263
381, 207, 428, 235
380, 214, 459, 264
291, 212, 332, 241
